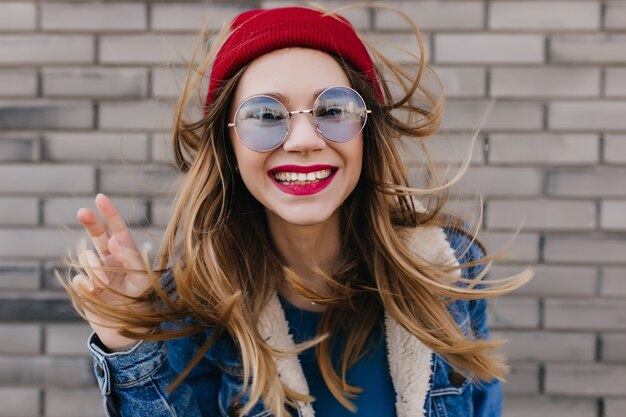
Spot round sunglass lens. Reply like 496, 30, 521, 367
234, 96, 289, 151
313, 87, 367, 142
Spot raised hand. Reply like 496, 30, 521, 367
72, 193, 154, 352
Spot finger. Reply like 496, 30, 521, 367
78, 250, 108, 291
85, 249, 111, 286
108, 235, 145, 271
77, 208, 112, 259
72, 273, 96, 294
95, 194, 138, 251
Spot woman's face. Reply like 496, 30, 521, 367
228, 48, 364, 227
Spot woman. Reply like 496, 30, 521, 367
63, 5, 531, 417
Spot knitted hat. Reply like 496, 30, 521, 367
205, 7, 382, 110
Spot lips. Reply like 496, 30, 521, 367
268, 164, 338, 196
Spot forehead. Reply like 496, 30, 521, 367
232, 47, 352, 105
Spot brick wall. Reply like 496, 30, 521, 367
0, 1, 623, 416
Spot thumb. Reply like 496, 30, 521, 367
108, 236, 144, 271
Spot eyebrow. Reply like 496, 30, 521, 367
262, 89, 325, 104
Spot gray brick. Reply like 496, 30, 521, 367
487, 296, 540, 329
99, 100, 175, 130
545, 298, 626, 330
0, 35, 93, 65
545, 235, 626, 265
0, 325, 40, 355
602, 333, 626, 362
504, 362, 540, 394
452, 167, 543, 197
606, 68, 626, 97
43, 262, 68, 291
46, 324, 92, 356
441, 100, 543, 131
547, 168, 626, 197
367, 33, 431, 63
489, 1, 600, 30
487, 199, 596, 231
151, 66, 187, 98
601, 267, 626, 297
606, 1, 626, 30
493, 331, 595, 362
504, 396, 596, 417
435, 34, 544, 64
433, 66, 486, 98
481, 232, 541, 263
0, 387, 40, 417
550, 101, 626, 130
601, 201, 626, 230
151, 131, 176, 163
489, 133, 599, 165
0, 356, 94, 387
0, 3, 36, 31
546, 363, 626, 396
46, 388, 105, 417
440, 198, 484, 225
551, 34, 626, 63
604, 134, 626, 164
400, 133, 483, 167
0, 261, 39, 290
41, 3, 146, 31
99, 165, 180, 195
44, 196, 149, 227
43, 132, 148, 162
0, 165, 94, 194
606, 399, 626, 417
100, 34, 196, 65
0, 228, 83, 258
43, 67, 148, 98
491, 67, 600, 98
489, 264, 597, 297
0, 197, 39, 226
0, 132, 38, 161
0, 296, 80, 322
151, 3, 256, 31
374, 1, 483, 30
0, 69, 37, 97
152, 197, 174, 227
0, 100, 94, 129
262, 1, 369, 30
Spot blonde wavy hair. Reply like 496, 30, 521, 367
60, 3, 532, 416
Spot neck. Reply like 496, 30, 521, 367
267, 210, 342, 312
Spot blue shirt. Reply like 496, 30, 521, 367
279, 294, 397, 416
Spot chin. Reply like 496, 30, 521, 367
271, 206, 337, 227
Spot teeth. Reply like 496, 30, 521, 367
273, 169, 333, 184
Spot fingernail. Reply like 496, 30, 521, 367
111, 236, 121, 247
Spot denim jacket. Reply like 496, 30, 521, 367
88, 226, 502, 417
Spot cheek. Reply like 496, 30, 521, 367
348, 139, 364, 178
231, 143, 268, 188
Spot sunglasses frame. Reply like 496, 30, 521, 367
227, 85, 372, 152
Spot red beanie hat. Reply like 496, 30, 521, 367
205, 7, 383, 110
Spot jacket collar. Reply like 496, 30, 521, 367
257, 226, 460, 417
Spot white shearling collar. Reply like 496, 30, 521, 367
257, 226, 460, 417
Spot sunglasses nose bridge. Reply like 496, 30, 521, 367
287, 108, 320, 134
282, 108, 326, 151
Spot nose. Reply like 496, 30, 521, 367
281, 112, 326, 153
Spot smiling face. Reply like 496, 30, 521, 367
228, 48, 364, 227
